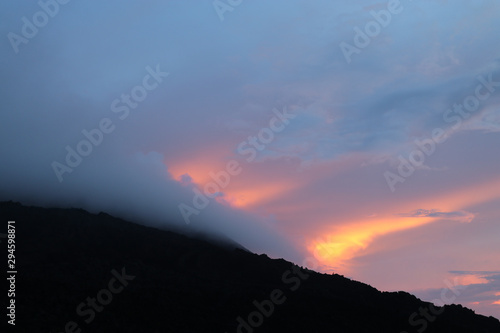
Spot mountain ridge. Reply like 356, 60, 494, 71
1, 201, 498, 332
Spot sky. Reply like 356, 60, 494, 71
1, 0, 499, 320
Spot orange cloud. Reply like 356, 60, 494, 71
493, 300, 500, 305
168, 149, 303, 211
307, 176, 500, 272
170, 148, 500, 280
308, 215, 436, 269
304, 170, 500, 277
457, 274, 490, 286
419, 176, 500, 212
223, 180, 297, 209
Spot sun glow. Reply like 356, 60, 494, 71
309, 216, 437, 268
307, 176, 500, 271
458, 274, 490, 286
223, 181, 296, 208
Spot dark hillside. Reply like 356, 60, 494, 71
1, 201, 499, 333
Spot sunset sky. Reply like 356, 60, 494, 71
1, 0, 499, 319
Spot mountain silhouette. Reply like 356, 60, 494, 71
1, 201, 499, 332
